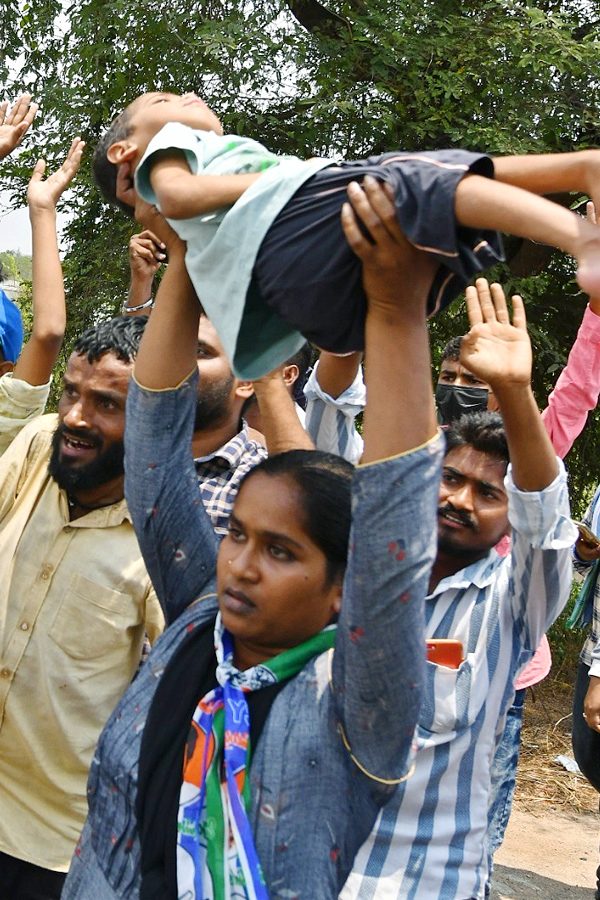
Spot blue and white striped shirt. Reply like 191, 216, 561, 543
340, 462, 575, 900
304, 360, 365, 464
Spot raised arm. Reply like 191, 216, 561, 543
251, 367, 314, 454
124, 201, 218, 622
123, 229, 166, 315
303, 352, 365, 462
461, 279, 558, 491
0, 95, 38, 160
13, 138, 85, 386
332, 177, 443, 782
541, 204, 600, 457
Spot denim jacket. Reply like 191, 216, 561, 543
62, 370, 444, 900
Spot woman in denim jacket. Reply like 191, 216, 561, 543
62, 180, 442, 900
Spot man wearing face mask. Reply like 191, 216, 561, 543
435, 333, 498, 425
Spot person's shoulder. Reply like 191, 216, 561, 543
10, 412, 57, 449
18, 413, 57, 464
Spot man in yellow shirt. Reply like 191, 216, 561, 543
0, 315, 163, 900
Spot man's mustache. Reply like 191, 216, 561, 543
438, 503, 476, 531
56, 424, 102, 450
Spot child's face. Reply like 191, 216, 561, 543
118, 92, 224, 163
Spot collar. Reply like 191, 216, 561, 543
428, 547, 502, 598
194, 421, 259, 470
58, 490, 132, 528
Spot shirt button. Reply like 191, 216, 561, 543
20, 622, 29, 631
1, 668, 10, 678
41, 564, 53, 580
64, 525, 72, 533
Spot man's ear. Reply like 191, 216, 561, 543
282, 364, 299, 387
106, 140, 139, 165
234, 381, 254, 401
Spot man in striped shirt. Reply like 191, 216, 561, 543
340, 280, 575, 900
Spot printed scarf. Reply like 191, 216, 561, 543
176, 615, 336, 900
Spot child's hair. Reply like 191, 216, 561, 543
93, 109, 135, 217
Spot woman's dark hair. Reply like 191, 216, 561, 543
445, 411, 509, 465
74, 314, 148, 365
92, 108, 135, 216
239, 450, 353, 585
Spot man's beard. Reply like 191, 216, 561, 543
437, 503, 480, 559
194, 376, 236, 432
48, 423, 125, 494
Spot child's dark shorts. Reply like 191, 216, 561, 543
252, 149, 504, 354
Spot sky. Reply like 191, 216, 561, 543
0, 191, 70, 256
0, 202, 32, 255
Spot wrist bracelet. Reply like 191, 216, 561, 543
122, 296, 154, 313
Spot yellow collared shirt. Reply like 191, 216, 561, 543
0, 414, 164, 871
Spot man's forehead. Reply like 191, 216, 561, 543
66, 351, 133, 387
439, 359, 486, 382
443, 444, 507, 487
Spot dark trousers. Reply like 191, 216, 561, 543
572, 660, 600, 898
0, 851, 66, 900
572, 659, 600, 792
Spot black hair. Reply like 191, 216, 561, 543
92, 108, 135, 216
441, 334, 463, 363
73, 315, 148, 365
445, 411, 509, 466
240, 449, 353, 585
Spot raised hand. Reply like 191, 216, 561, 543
460, 278, 532, 391
0, 95, 39, 161
130, 230, 167, 281
27, 138, 85, 212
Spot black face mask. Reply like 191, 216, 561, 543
435, 383, 489, 425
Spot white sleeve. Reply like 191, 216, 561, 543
303, 360, 365, 464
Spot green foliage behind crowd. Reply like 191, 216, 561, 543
2, 0, 600, 513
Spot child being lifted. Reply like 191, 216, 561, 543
95, 90, 600, 379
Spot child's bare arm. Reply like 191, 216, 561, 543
492, 150, 600, 198
15, 138, 84, 385
149, 151, 262, 219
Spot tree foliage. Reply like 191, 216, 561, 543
2, 0, 600, 509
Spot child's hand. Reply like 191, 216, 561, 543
460, 279, 532, 390
27, 137, 85, 213
0, 95, 38, 161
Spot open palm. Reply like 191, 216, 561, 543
460, 279, 532, 389
26, 138, 85, 211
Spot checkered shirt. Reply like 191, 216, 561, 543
194, 422, 267, 535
